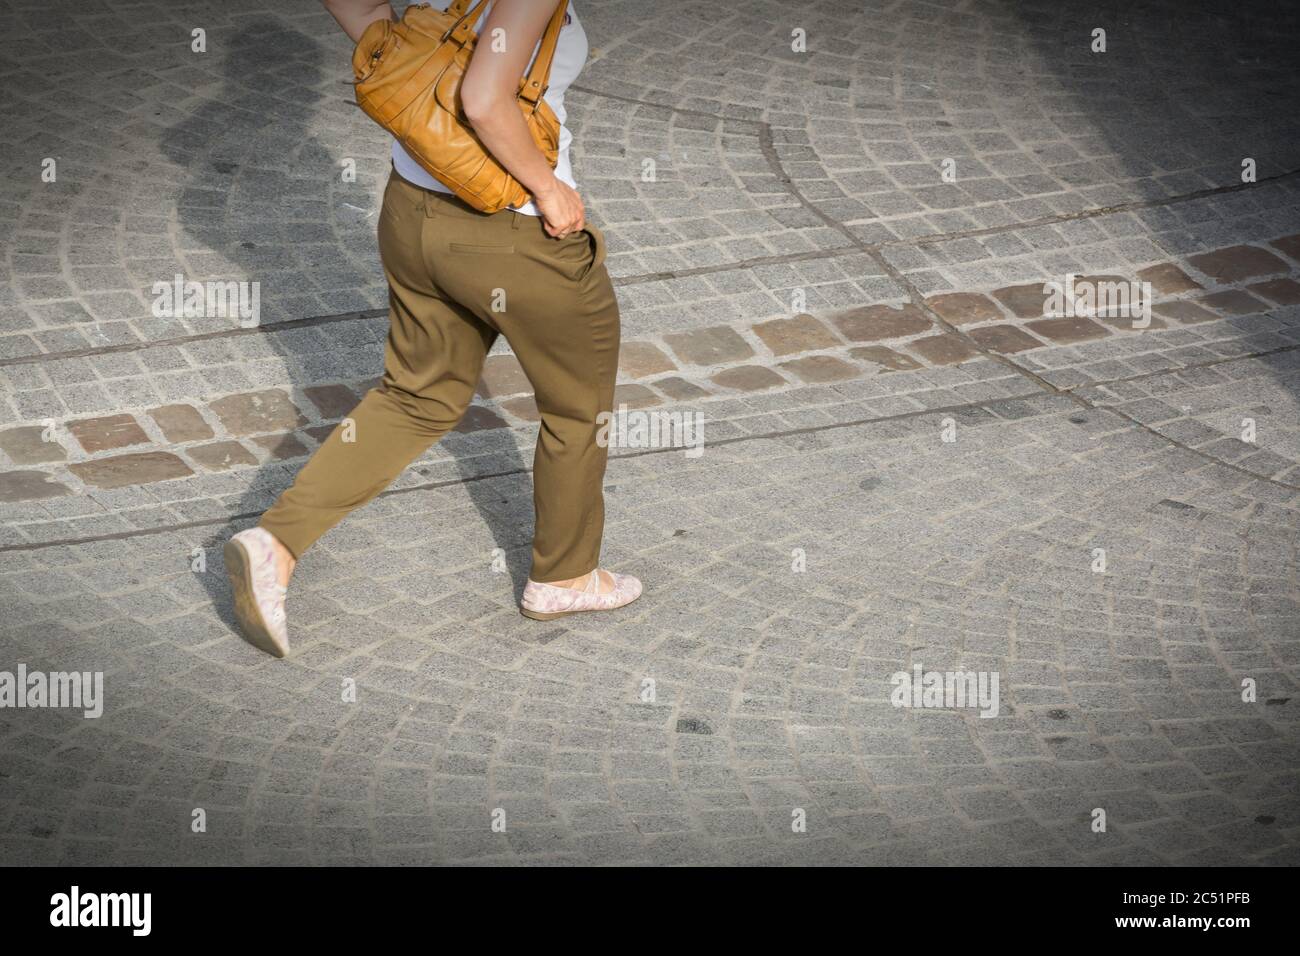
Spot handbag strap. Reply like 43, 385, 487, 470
521, 1, 569, 106
443, 0, 570, 107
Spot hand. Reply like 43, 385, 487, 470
533, 179, 585, 239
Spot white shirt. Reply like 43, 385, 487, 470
391, 0, 588, 217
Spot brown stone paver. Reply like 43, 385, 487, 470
1269, 234, 1300, 263
69, 451, 193, 488
500, 396, 540, 421
1247, 277, 1300, 305
664, 325, 755, 366
966, 324, 1045, 354
1153, 300, 1221, 324
778, 355, 860, 383
1187, 244, 1290, 282
210, 389, 307, 436
1098, 312, 1167, 332
188, 440, 260, 471
830, 303, 930, 341
617, 342, 677, 377
908, 334, 980, 365
251, 433, 309, 460
751, 314, 841, 355
612, 383, 662, 408
67, 414, 150, 453
849, 345, 923, 371
0, 426, 67, 464
0, 470, 72, 502
1075, 275, 1150, 319
303, 424, 337, 445
924, 292, 1003, 325
477, 354, 532, 398
148, 404, 214, 443
1024, 316, 1110, 344
710, 365, 786, 391
653, 376, 712, 401
1073, 273, 1130, 291
991, 283, 1050, 318
1197, 289, 1270, 315
1136, 262, 1203, 294
303, 384, 361, 419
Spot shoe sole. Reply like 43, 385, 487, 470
223, 538, 289, 658
520, 591, 641, 621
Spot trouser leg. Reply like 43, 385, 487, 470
424, 194, 619, 582
259, 173, 495, 558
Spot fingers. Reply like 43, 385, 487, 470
549, 218, 585, 239
551, 211, 583, 238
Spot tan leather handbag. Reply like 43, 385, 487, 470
353, 0, 568, 214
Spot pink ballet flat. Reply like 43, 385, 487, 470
224, 527, 290, 658
520, 569, 643, 621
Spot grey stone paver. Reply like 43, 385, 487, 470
2, 0, 1299, 865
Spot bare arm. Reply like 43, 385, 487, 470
461, 0, 584, 237
320, 0, 393, 43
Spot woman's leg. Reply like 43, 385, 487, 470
422, 195, 619, 585
258, 173, 496, 559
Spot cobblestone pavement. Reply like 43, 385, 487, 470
1, 0, 1299, 865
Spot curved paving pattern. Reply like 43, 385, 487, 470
1, 0, 1299, 865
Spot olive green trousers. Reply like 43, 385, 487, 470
259, 170, 619, 583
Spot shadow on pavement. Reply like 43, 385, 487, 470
1003, 1, 1300, 479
